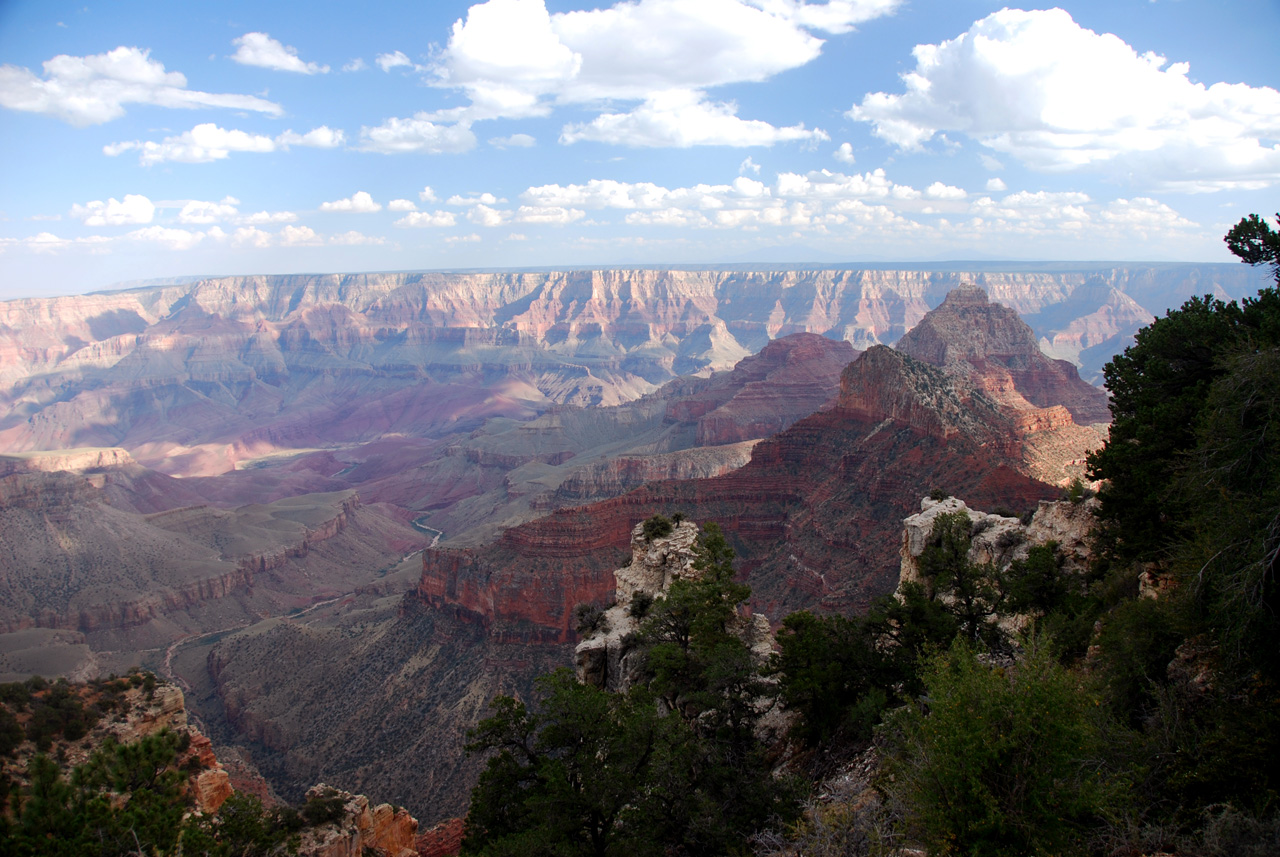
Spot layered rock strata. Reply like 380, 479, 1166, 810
416, 344, 1062, 643
201, 342, 1078, 821
3, 266, 1259, 478
895, 285, 1112, 426
0, 473, 424, 639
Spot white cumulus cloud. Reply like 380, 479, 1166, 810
448, 192, 503, 206
231, 227, 273, 248
70, 194, 155, 226
467, 204, 510, 226
277, 126, 346, 148
388, 199, 418, 212
376, 51, 415, 72
358, 114, 478, 153
362, 0, 900, 150
0, 46, 281, 126
514, 205, 585, 225
848, 7, 1280, 191
560, 89, 827, 147
319, 191, 382, 213
280, 225, 323, 245
240, 210, 298, 224
105, 124, 275, 165
924, 182, 966, 200
395, 211, 459, 227
744, 0, 903, 34
127, 226, 206, 250
833, 142, 856, 164
177, 197, 240, 224
231, 32, 329, 74
106, 123, 344, 165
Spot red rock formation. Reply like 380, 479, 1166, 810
0, 679, 233, 816
416, 818, 465, 857
294, 785, 420, 857
548, 442, 757, 505
663, 332, 857, 445
895, 285, 1112, 425
415, 345, 1059, 637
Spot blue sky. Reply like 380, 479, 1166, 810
1, 0, 1277, 299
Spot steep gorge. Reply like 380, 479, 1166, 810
203, 290, 1097, 821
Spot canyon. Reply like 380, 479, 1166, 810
0, 265, 1263, 479
2, 263, 1265, 830
196, 287, 1101, 820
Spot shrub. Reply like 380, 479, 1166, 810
628, 591, 654, 620
881, 637, 1115, 857
1065, 477, 1092, 504
302, 788, 348, 826
996, 528, 1025, 549
641, 514, 674, 542
928, 487, 948, 501
573, 602, 609, 636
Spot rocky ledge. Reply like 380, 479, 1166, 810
575, 519, 772, 693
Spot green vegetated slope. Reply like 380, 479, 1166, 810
458, 215, 1280, 857
0, 673, 394, 857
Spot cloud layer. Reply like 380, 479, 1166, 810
366, 0, 903, 151
0, 46, 282, 126
849, 8, 1280, 191
105, 123, 345, 164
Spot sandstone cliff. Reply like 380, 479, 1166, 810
4, 266, 1258, 480
297, 784, 419, 857
414, 331, 855, 545
895, 284, 1112, 425
413, 345, 1062, 647
898, 495, 1098, 591
196, 339, 1078, 822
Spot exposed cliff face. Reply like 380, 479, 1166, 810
548, 442, 758, 505
197, 319, 1116, 822
297, 785, 419, 857
415, 331, 855, 545
204, 590, 568, 821
664, 332, 857, 444
574, 520, 772, 693
4, 266, 1259, 478
895, 285, 1112, 425
414, 345, 1061, 645
896, 495, 1099, 632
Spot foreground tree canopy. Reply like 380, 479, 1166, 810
464, 523, 796, 857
